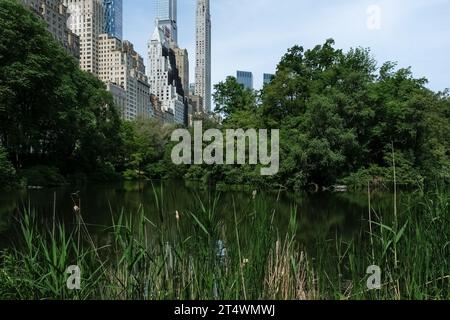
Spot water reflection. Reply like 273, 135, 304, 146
0, 181, 396, 248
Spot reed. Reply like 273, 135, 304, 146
0, 186, 449, 300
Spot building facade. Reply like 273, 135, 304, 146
99, 34, 152, 120
107, 82, 127, 117
154, 0, 177, 44
237, 71, 253, 90
147, 26, 185, 125
103, 0, 122, 40
195, 0, 211, 112
173, 47, 189, 94
263, 73, 275, 85
188, 94, 204, 114
189, 83, 196, 96
64, 0, 104, 75
22, 0, 80, 60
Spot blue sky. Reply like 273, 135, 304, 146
124, 0, 450, 91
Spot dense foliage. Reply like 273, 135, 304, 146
0, 0, 123, 187
0, 145, 17, 189
181, 40, 450, 189
1, 0, 449, 190
261, 40, 450, 189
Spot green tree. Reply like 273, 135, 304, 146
119, 118, 174, 179
213, 76, 257, 119
0, 145, 17, 189
0, 0, 122, 181
214, 39, 450, 189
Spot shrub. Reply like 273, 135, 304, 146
89, 162, 121, 182
19, 166, 66, 187
0, 146, 18, 190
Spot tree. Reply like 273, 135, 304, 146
213, 39, 450, 188
213, 76, 257, 118
0, 0, 122, 180
119, 118, 174, 179
0, 145, 17, 189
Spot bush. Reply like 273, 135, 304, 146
19, 166, 66, 187
0, 146, 18, 190
89, 162, 121, 182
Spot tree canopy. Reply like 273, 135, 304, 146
0, 0, 122, 185
1, 0, 449, 190
207, 39, 450, 189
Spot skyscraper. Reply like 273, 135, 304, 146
195, 0, 211, 112
154, 0, 177, 43
237, 71, 253, 90
104, 0, 122, 40
64, 0, 104, 75
22, 0, 80, 60
147, 26, 185, 124
263, 73, 275, 85
99, 34, 152, 120
173, 47, 189, 94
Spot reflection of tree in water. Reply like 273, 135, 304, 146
0, 190, 25, 235
0, 181, 403, 256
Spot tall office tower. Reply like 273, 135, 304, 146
21, 0, 80, 60
173, 47, 189, 94
263, 73, 275, 85
154, 0, 177, 43
237, 71, 253, 90
147, 26, 185, 124
103, 0, 122, 40
99, 34, 152, 120
189, 83, 196, 96
195, 0, 211, 112
64, 0, 104, 75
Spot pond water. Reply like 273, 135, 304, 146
0, 180, 398, 250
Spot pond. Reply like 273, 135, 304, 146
0, 180, 398, 251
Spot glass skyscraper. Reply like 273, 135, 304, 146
154, 0, 178, 43
104, 0, 123, 40
263, 73, 275, 85
237, 71, 253, 90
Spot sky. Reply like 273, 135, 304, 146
123, 0, 450, 92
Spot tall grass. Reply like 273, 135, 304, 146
0, 188, 315, 300
0, 186, 448, 300
313, 189, 450, 300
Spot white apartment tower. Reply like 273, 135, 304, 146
147, 26, 185, 124
98, 34, 152, 120
64, 0, 104, 75
195, 0, 211, 112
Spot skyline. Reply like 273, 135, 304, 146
124, 0, 450, 93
